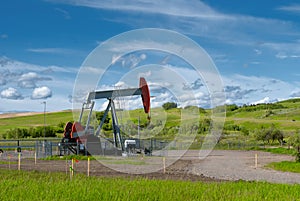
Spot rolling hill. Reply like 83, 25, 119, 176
1, 98, 300, 141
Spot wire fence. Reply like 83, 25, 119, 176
0, 138, 269, 160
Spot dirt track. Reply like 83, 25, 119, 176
0, 150, 299, 184
0, 112, 43, 119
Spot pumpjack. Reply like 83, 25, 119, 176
58, 77, 150, 156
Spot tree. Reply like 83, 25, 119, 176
96, 111, 110, 124
290, 131, 300, 162
226, 104, 239, 111
162, 102, 177, 110
95, 111, 112, 131
255, 124, 284, 144
271, 128, 284, 145
4, 126, 57, 139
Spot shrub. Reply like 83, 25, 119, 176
4, 126, 57, 139
255, 124, 284, 144
290, 131, 300, 162
162, 102, 177, 110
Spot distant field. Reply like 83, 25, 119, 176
1, 99, 300, 142
0, 111, 73, 136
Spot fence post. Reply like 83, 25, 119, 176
255, 153, 258, 169
87, 157, 90, 177
71, 158, 74, 177
34, 152, 37, 165
18, 153, 21, 171
163, 157, 166, 174
65, 158, 68, 175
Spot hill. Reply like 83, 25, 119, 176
1, 99, 300, 142
0, 110, 73, 138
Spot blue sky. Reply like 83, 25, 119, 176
0, 0, 300, 113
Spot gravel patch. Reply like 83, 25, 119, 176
186, 150, 300, 184
1, 150, 299, 184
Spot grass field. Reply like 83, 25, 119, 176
2, 99, 300, 151
0, 111, 73, 135
266, 161, 300, 173
2, 99, 300, 136
0, 169, 299, 201
248, 147, 296, 155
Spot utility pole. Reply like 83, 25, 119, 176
42, 101, 46, 138
138, 115, 140, 149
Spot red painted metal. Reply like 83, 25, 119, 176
139, 77, 150, 114
63, 121, 73, 138
71, 122, 84, 139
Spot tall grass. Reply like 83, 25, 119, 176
0, 170, 300, 201
266, 161, 300, 173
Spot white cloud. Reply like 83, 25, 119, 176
48, 0, 298, 47
42, 1, 300, 76
48, 0, 232, 20
138, 70, 151, 78
114, 81, 127, 88
55, 8, 71, 19
223, 74, 297, 106
111, 53, 147, 68
31, 86, 52, 99
290, 90, 300, 98
18, 72, 52, 88
111, 54, 121, 65
251, 97, 271, 105
27, 48, 81, 55
0, 57, 77, 112
0, 34, 8, 39
0, 56, 75, 73
278, 4, 300, 13
140, 53, 147, 60
18, 80, 36, 89
254, 49, 262, 55
19, 72, 39, 81
79, 66, 105, 74
263, 42, 300, 59
1, 87, 23, 100
276, 52, 288, 59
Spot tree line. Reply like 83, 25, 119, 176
3, 126, 63, 139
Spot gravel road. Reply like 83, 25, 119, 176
184, 150, 300, 184
1, 150, 299, 184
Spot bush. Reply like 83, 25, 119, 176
238, 103, 285, 112
255, 124, 284, 144
4, 128, 30, 139
290, 131, 300, 162
162, 102, 177, 110
5, 126, 57, 139
226, 104, 239, 111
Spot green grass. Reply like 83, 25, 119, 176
0, 111, 73, 135
42, 155, 115, 161
42, 155, 95, 161
0, 170, 300, 201
106, 159, 146, 165
266, 161, 300, 173
44, 155, 146, 165
2, 98, 300, 148
248, 147, 296, 155
0, 161, 17, 165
